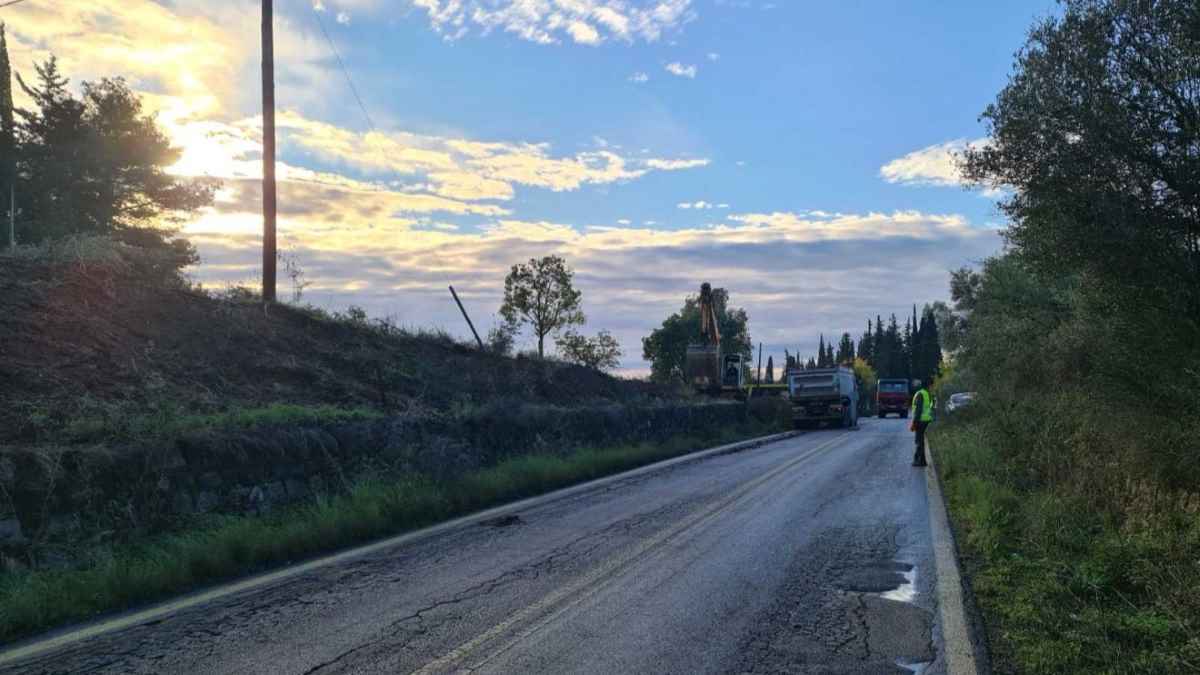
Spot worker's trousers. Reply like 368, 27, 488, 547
913, 421, 929, 466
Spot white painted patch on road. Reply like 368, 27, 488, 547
881, 564, 917, 603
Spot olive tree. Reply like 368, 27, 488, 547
556, 330, 622, 371
499, 255, 585, 358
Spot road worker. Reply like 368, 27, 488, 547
909, 379, 933, 467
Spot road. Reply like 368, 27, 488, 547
4, 417, 948, 674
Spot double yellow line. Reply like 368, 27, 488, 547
413, 431, 852, 674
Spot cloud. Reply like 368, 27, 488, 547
880, 137, 989, 188
707, 52, 720, 61
164, 110, 709, 204
410, 0, 696, 45
629, 71, 650, 83
336, 11, 351, 24
185, 207, 999, 371
644, 158, 709, 170
665, 62, 697, 78
678, 200, 716, 209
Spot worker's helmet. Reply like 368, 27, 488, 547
911, 379, 922, 389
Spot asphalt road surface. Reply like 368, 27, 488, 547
5, 417, 946, 674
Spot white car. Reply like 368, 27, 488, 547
946, 392, 975, 412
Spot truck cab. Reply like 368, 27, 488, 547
787, 366, 859, 428
876, 378, 910, 418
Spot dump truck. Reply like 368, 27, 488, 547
876, 378, 910, 418
787, 366, 859, 428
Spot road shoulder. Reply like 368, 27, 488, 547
925, 443, 984, 675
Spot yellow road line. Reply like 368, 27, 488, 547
413, 432, 852, 674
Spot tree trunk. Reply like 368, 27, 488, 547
538, 332, 545, 358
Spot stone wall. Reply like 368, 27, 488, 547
0, 399, 787, 559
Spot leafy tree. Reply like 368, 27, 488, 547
928, 300, 963, 353
556, 330, 622, 371
0, 23, 13, 240
500, 255, 585, 358
13, 59, 214, 259
851, 357, 877, 414
949, 267, 982, 313
962, 0, 1200, 321
641, 286, 751, 383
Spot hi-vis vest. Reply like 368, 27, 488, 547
911, 389, 934, 422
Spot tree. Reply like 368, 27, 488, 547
0, 23, 13, 243
851, 357, 877, 415
817, 334, 827, 367
836, 333, 855, 365
500, 255, 585, 358
556, 330, 622, 371
765, 355, 775, 384
962, 0, 1200, 321
857, 320, 874, 368
641, 286, 751, 383
949, 267, 982, 313
13, 59, 214, 257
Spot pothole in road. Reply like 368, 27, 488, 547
835, 560, 913, 595
480, 514, 524, 528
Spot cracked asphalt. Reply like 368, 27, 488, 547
4, 417, 945, 674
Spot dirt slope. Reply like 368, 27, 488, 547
0, 239, 664, 444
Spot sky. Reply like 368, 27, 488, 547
1, 0, 1058, 374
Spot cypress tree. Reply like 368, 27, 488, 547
857, 321, 873, 367
817, 334, 827, 367
766, 356, 775, 383
873, 316, 884, 369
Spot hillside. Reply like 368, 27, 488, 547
0, 238, 665, 445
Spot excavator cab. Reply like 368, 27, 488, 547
722, 353, 744, 388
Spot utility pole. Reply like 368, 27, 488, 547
756, 342, 763, 384
7, 183, 12, 250
448, 286, 485, 349
261, 0, 277, 302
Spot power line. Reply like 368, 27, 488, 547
0, 0, 31, 9
311, 8, 376, 133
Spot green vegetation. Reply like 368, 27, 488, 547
934, 420, 1200, 674
931, 2, 1200, 672
0, 421, 784, 644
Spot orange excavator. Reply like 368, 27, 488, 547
685, 283, 745, 395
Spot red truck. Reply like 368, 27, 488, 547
876, 378, 910, 418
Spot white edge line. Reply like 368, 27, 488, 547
0, 430, 802, 665
925, 443, 982, 675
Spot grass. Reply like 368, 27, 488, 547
932, 419, 1200, 674
0, 422, 780, 644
